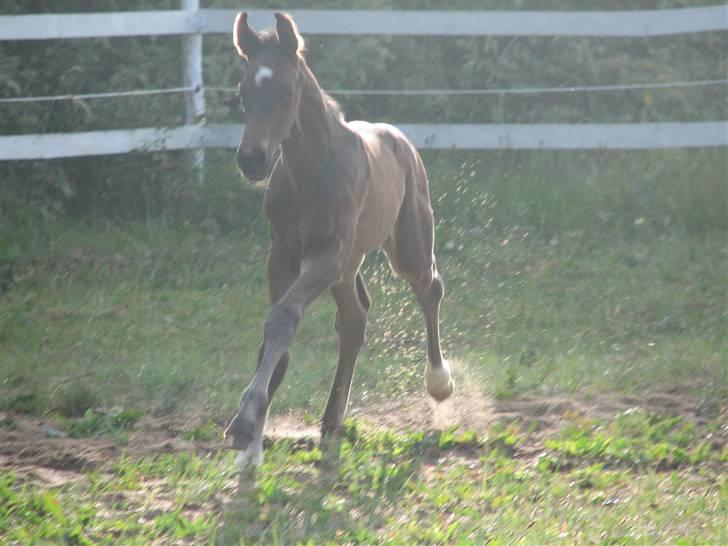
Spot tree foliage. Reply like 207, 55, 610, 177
0, 0, 725, 230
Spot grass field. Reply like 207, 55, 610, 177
2, 212, 725, 418
2, 413, 726, 545
1, 150, 726, 543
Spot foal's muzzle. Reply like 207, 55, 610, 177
236, 146, 269, 181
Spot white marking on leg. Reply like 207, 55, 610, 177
236, 436, 264, 468
235, 403, 268, 470
255, 65, 274, 87
426, 358, 454, 401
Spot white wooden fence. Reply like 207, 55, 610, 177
4, 6, 726, 39
1, 4, 727, 162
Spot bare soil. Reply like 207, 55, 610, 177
353, 387, 706, 437
2, 384, 719, 487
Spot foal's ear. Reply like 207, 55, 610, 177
274, 12, 304, 57
233, 12, 261, 61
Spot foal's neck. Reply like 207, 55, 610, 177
281, 61, 343, 182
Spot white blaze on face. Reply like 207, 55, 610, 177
254, 65, 274, 87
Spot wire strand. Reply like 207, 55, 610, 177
208, 79, 728, 96
1, 79, 725, 105
0, 86, 197, 104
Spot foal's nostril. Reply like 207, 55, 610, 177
237, 147, 267, 174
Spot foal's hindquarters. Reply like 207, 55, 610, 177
313, 122, 455, 436
372, 124, 454, 403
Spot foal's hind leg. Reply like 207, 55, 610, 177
321, 270, 370, 438
384, 150, 452, 400
409, 265, 453, 401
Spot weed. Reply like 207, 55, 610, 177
2, 393, 42, 414
182, 419, 219, 442
486, 422, 520, 456
544, 411, 724, 470
53, 383, 100, 417
67, 407, 143, 441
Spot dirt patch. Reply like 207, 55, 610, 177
1, 415, 115, 473
350, 381, 708, 441
1, 385, 720, 486
0, 413, 215, 481
366, 358, 715, 438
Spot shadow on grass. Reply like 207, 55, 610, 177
213, 427, 477, 544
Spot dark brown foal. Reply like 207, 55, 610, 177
224, 12, 453, 467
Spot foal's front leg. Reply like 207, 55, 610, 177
225, 244, 344, 466
226, 244, 297, 467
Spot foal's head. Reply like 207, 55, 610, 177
233, 12, 305, 180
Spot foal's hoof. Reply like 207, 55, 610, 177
223, 414, 255, 450
426, 360, 454, 401
320, 423, 345, 443
224, 388, 268, 449
236, 442, 264, 469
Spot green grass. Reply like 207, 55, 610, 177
1, 149, 726, 543
65, 407, 144, 441
3, 149, 725, 418
2, 417, 725, 545
541, 408, 727, 470
1, 217, 725, 418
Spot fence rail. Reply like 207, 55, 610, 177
2, 122, 725, 161
1, 5, 726, 161
2, 6, 726, 39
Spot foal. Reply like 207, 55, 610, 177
225, 12, 453, 466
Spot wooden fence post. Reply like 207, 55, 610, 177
181, 0, 205, 184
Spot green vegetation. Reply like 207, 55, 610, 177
2, 147, 725, 542
65, 408, 144, 441
2, 418, 726, 544
541, 409, 727, 470
2, 142, 725, 542
2, 208, 725, 417
3, 150, 726, 417
1, 1, 726, 543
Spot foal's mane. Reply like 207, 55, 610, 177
322, 93, 345, 122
